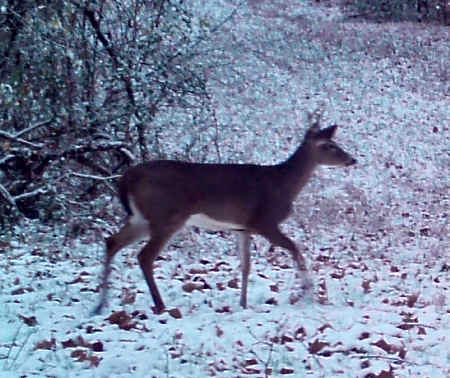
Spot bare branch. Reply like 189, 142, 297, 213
0, 154, 15, 165
14, 119, 52, 138
13, 187, 48, 201
70, 172, 121, 181
0, 183, 17, 208
0, 131, 44, 149
120, 148, 136, 162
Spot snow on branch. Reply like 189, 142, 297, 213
0, 119, 52, 149
0, 183, 17, 208
13, 186, 48, 201
0, 154, 14, 165
71, 172, 122, 181
0, 130, 44, 149
14, 119, 53, 138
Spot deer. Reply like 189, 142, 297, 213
93, 110, 357, 314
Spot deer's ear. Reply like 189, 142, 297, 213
316, 125, 337, 139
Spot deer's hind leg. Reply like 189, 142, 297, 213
137, 216, 186, 313
93, 221, 148, 314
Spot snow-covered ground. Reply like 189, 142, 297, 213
1, 1, 449, 377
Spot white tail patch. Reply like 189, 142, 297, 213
128, 196, 149, 227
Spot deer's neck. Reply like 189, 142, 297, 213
278, 142, 317, 199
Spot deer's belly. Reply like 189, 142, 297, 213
186, 214, 245, 231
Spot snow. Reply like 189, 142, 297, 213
1, 1, 449, 377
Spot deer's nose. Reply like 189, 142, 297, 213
347, 158, 357, 166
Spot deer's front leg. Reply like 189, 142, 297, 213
258, 226, 314, 294
237, 231, 251, 308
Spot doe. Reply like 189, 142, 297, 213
94, 111, 357, 314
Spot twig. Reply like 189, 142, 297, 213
400, 322, 437, 330
4, 324, 35, 371
0, 183, 17, 208
119, 147, 135, 162
13, 186, 48, 201
70, 172, 122, 181
247, 327, 275, 377
9, 328, 35, 371
356, 354, 418, 366
14, 119, 52, 138
4, 324, 23, 370
0, 130, 44, 149
0, 154, 14, 165
324, 348, 419, 366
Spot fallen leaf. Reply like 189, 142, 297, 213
168, 308, 182, 319
309, 339, 329, 354
35, 338, 56, 350
19, 314, 38, 326
407, 293, 419, 308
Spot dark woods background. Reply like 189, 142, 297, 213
0, 0, 220, 231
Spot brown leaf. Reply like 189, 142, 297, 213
85, 325, 102, 334
367, 367, 395, 378
372, 339, 392, 354
407, 293, 419, 308
91, 341, 104, 352
330, 269, 345, 279
71, 349, 101, 367
281, 335, 294, 344
242, 367, 261, 375
189, 268, 208, 274
216, 325, 224, 337
216, 282, 226, 291
359, 332, 370, 340
308, 339, 329, 354
362, 280, 371, 293
182, 282, 203, 293
19, 314, 38, 326
318, 324, 332, 333
215, 306, 232, 313
227, 278, 239, 289
269, 284, 279, 292
61, 339, 78, 348
66, 275, 86, 285
131, 310, 148, 320
360, 360, 370, 369
397, 323, 415, 330
265, 297, 278, 305
35, 338, 56, 350
168, 308, 182, 319
419, 227, 431, 236
294, 327, 307, 340
62, 336, 90, 349
11, 288, 26, 295
106, 310, 137, 330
